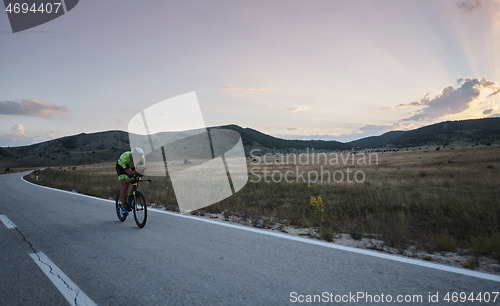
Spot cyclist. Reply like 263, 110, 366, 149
116, 147, 146, 215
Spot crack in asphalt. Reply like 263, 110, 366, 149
34, 253, 82, 306
14, 225, 36, 253
14, 226, 83, 306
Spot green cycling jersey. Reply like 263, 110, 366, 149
117, 151, 145, 170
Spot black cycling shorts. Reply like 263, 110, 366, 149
116, 162, 135, 180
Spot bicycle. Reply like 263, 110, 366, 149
115, 177, 151, 228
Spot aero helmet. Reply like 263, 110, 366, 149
131, 147, 144, 165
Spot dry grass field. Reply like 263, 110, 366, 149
20, 145, 500, 264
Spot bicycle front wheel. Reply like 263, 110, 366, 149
115, 190, 127, 222
133, 191, 147, 228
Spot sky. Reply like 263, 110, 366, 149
1, 0, 500, 147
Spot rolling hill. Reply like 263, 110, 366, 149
1, 118, 500, 168
347, 118, 500, 148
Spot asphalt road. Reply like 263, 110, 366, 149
0, 171, 499, 306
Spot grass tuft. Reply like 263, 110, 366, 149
462, 258, 477, 270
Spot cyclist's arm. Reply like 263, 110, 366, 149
118, 152, 146, 176
124, 168, 143, 176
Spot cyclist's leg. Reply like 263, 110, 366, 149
119, 178, 129, 209
116, 163, 130, 209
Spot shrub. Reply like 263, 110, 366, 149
432, 233, 457, 252
462, 258, 477, 270
320, 229, 335, 242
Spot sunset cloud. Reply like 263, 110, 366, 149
358, 122, 417, 135
220, 85, 276, 94
274, 120, 419, 142
0, 126, 58, 146
286, 105, 309, 112
0, 99, 69, 119
457, 0, 500, 27
488, 89, 500, 97
358, 124, 395, 135
286, 127, 300, 131
220, 85, 243, 94
457, 0, 484, 12
11, 124, 27, 137
392, 77, 500, 122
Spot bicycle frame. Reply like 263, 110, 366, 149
116, 177, 151, 227
126, 178, 151, 209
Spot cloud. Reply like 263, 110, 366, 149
358, 124, 395, 135
273, 121, 419, 143
220, 85, 276, 94
247, 88, 275, 94
393, 100, 425, 108
489, 113, 500, 118
393, 77, 500, 122
457, 0, 484, 12
483, 108, 494, 115
359, 122, 416, 135
274, 123, 414, 142
286, 105, 309, 112
286, 127, 300, 131
0, 124, 28, 146
0, 99, 69, 119
488, 89, 500, 97
11, 124, 27, 137
0, 128, 58, 146
457, 0, 500, 27
274, 133, 343, 141
255, 99, 272, 108
220, 85, 244, 94
46, 132, 56, 139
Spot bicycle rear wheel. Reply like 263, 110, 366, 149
133, 191, 147, 228
115, 190, 127, 222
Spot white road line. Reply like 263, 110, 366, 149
29, 252, 97, 306
0, 214, 16, 229
22, 176, 115, 202
149, 208, 500, 283
22, 176, 500, 283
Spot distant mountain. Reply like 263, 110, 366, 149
0, 126, 349, 167
1, 118, 500, 168
347, 131, 407, 149
216, 124, 351, 152
0, 130, 130, 167
348, 118, 500, 148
